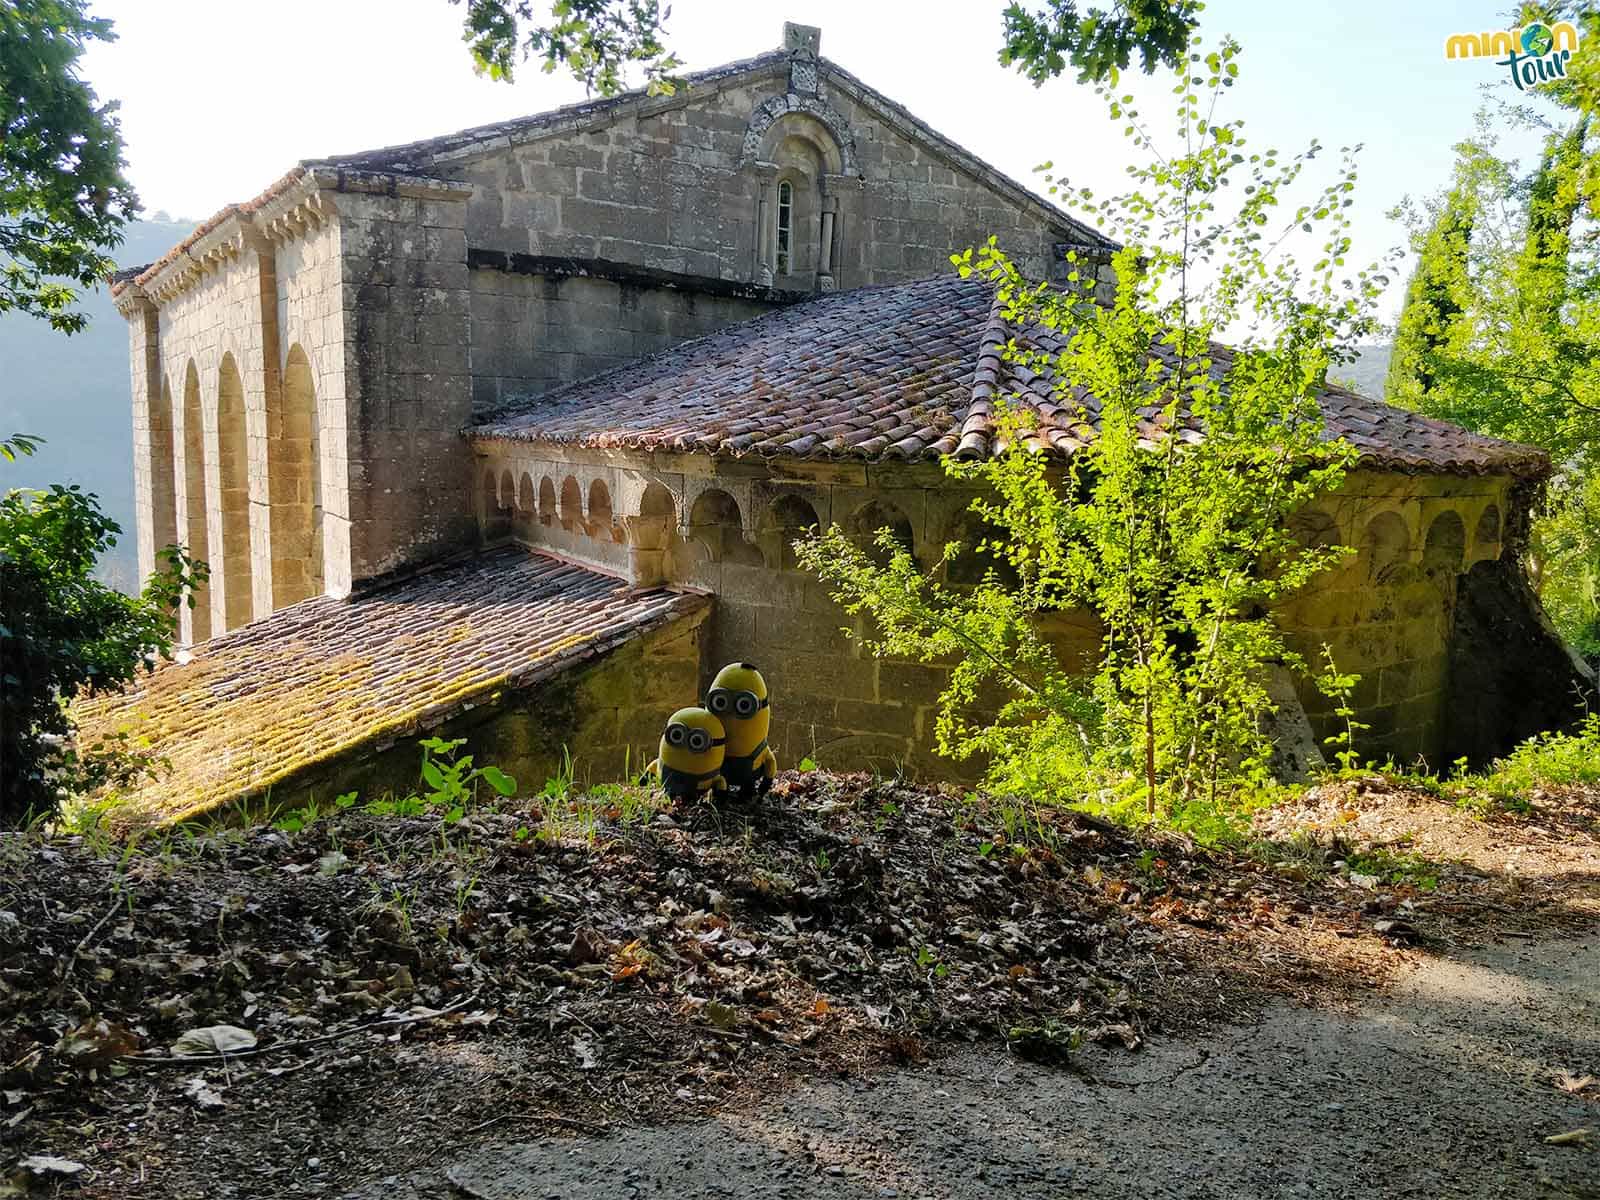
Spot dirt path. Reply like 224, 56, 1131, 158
352, 932, 1600, 1200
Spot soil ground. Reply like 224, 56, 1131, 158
2, 770, 1596, 1198
351, 932, 1600, 1200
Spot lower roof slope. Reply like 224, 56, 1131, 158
76, 549, 708, 827
469, 275, 1547, 479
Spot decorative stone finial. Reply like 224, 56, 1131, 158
783, 22, 820, 56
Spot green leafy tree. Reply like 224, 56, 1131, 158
448, 0, 1202, 96
1388, 108, 1600, 655
1, 439, 203, 826
1, 0, 138, 333
1385, 173, 1476, 407
797, 41, 1386, 826
999, 0, 1203, 85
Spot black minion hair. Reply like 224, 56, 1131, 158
740, 661, 758, 670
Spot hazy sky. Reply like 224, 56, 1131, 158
81, 1, 1544, 320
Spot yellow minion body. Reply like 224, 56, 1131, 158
647, 707, 727, 802
705, 662, 776, 799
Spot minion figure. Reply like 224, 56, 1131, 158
705, 662, 777, 800
646, 707, 727, 803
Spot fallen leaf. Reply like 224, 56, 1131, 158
1556, 1071, 1597, 1095
182, 1076, 225, 1111
572, 1037, 598, 1070
56, 1017, 139, 1068
171, 1024, 258, 1057
704, 1001, 738, 1030
1091, 1023, 1143, 1051
1543, 1128, 1592, 1147
317, 850, 349, 877
18, 1155, 86, 1178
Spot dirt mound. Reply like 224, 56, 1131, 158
2, 771, 1592, 1197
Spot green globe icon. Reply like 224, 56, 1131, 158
1522, 23, 1554, 56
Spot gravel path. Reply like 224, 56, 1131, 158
349, 933, 1599, 1199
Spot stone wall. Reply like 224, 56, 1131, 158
330, 178, 477, 580
475, 445, 1105, 777
475, 445, 1526, 779
1275, 470, 1514, 768
467, 264, 780, 413
450, 40, 1093, 298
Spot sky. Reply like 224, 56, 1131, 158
79, 0, 1550, 322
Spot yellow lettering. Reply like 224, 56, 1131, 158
1488, 30, 1514, 55
1553, 21, 1580, 51
1445, 32, 1483, 58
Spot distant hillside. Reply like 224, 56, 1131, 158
1334, 343, 1393, 401
0, 218, 192, 589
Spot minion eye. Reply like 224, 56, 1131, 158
688, 729, 710, 752
667, 725, 686, 746
708, 691, 729, 713
735, 693, 757, 717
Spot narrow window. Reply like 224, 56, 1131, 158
776, 180, 793, 276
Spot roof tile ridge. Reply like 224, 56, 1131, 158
955, 283, 1011, 462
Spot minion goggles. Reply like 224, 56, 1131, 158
706, 689, 769, 719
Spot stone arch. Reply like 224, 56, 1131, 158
626, 481, 679, 586
1362, 510, 1410, 582
758, 493, 821, 570
943, 509, 1019, 588
559, 476, 584, 531
499, 468, 516, 511
538, 476, 557, 527
516, 471, 536, 515
690, 488, 762, 564
179, 361, 211, 642
216, 353, 253, 631
1475, 504, 1501, 552
588, 478, 619, 540
851, 498, 916, 568
1424, 510, 1466, 575
743, 100, 855, 174
482, 468, 511, 540
1289, 508, 1343, 551
272, 344, 324, 606
149, 377, 179, 562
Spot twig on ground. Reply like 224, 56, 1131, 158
125, 995, 480, 1067
51, 889, 128, 999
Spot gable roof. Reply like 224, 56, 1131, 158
467, 274, 1549, 479
307, 52, 1114, 252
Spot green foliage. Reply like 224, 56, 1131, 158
449, 0, 682, 95
799, 41, 1384, 832
450, 0, 1201, 98
1, 0, 138, 333
1, 461, 203, 826
999, 0, 1202, 85
416, 735, 517, 822
1472, 711, 1600, 798
1316, 646, 1370, 771
1344, 848, 1440, 892
1387, 102, 1600, 651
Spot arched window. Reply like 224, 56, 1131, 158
776, 180, 793, 277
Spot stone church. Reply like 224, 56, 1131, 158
87, 25, 1588, 825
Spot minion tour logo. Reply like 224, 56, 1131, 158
1445, 21, 1581, 90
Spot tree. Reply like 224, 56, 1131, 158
1, 439, 202, 826
0, 0, 138, 334
797, 41, 1385, 828
447, 0, 1203, 95
1387, 108, 1600, 657
1385, 168, 1478, 408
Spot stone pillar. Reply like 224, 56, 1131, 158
818, 197, 837, 292
241, 224, 283, 620
116, 285, 174, 587
755, 168, 778, 286
823, 173, 856, 290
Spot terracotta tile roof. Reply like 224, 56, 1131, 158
75, 549, 709, 827
470, 275, 1548, 479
